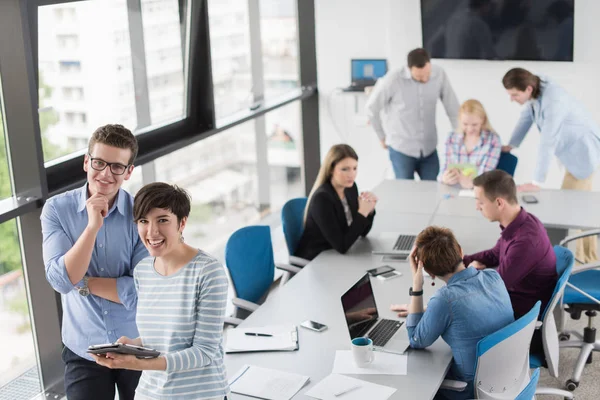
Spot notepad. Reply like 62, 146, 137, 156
306, 374, 396, 400
332, 350, 408, 375
225, 325, 299, 353
229, 364, 310, 400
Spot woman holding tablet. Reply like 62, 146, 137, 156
294, 144, 377, 261
91, 183, 229, 400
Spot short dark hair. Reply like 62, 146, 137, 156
502, 68, 541, 99
414, 226, 462, 277
88, 124, 138, 164
407, 48, 431, 69
133, 182, 191, 224
473, 170, 518, 205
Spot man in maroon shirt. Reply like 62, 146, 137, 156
463, 170, 557, 319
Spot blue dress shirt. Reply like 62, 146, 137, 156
406, 267, 514, 400
41, 185, 148, 360
508, 77, 600, 182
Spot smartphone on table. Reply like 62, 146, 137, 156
300, 320, 328, 332
366, 265, 395, 276
522, 195, 539, 204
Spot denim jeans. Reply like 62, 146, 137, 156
62, 346, 141, 400
388, 148, 440, 181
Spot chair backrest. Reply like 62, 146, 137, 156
225, 225, 275, 304
496, 152, 518, 176
474, 301, 540, 399
281, 197, 308, 255
540, 246, 574, 377
515, 368, 540, 400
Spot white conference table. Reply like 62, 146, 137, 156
224, 179, 599, 399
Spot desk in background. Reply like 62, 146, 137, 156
224, 179, 599, 399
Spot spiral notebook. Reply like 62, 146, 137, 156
225, 325, 299, 353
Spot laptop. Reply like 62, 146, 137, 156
370, 232, 417, 257
341, 274, 410, 354
343, 59, 388, 92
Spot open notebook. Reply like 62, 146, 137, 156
225, 325, 299, 353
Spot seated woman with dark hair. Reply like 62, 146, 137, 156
91, 182, 229, 400
392, 226, 514, 400
294, 144, 377, 261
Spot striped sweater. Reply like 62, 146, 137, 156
133, 250, 229, 399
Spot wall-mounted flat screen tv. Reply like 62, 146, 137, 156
421, 0, 574, 61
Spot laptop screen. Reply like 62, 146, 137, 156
351, 59, 387, 84
341, 274, 379, 339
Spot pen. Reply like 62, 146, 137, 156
334, 385, 361, 397
244, 332, 273, 337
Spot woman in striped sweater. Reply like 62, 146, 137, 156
92, 182, 229, 400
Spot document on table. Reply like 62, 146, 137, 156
306, 374, 396, 400
229, 364, 310, 400
458, 189, 476, 198
332, 350, 407, 375
225, 325, 298, 353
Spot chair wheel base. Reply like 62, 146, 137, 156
565, 379, 579, 391
559, 333, 571, 341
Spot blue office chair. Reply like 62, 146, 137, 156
224, 226, 301, 323
557, 230, 600, 391
281, 197, 309, 267
496, 152, 518, 176
441, 302, 541, 399
515, 368, 540, 400
529, 246, 574, 399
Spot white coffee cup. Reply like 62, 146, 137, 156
351, 337, 375, 367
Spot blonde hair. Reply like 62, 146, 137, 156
457, 99, 494, 134
304, 144, 358, 223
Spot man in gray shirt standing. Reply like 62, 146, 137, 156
366, 48, 459, 180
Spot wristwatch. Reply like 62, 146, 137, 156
77, 276, 90, 297
409, 287, 423, 296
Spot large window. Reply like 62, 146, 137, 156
208, 0, 253, 120
38, 0, 187, 163
0, 219, 38, 394
265, 102, 303, 210
260, 0, 299, 99
155, 121, 259, 257
0, 82, 12, 202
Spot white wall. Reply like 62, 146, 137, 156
315, 0, 600, 191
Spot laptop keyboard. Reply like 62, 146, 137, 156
368, 319, 403, 347
393, 234, 416, 251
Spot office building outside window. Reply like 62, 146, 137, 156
38, 0, 186, 163
260, 0, 300, 99
208, 0, 253, 119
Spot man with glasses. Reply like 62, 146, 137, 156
41, 124, 148, 400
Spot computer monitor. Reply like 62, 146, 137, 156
351, 59, 387, 86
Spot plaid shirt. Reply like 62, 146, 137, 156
439, 130, 502, 180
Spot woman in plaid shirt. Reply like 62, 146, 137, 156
439, 99, 501, 189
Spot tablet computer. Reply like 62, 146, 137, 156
87, 343, 160, 359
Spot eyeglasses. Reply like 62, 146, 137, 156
88, 154, 130, 175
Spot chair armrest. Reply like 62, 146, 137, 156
440, 379, 468, 392
276, 263, 302, 274
224, 316, 244, 327
232, 297, 260, 312
289, 255, 310, 267
560, 229, 600, 246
